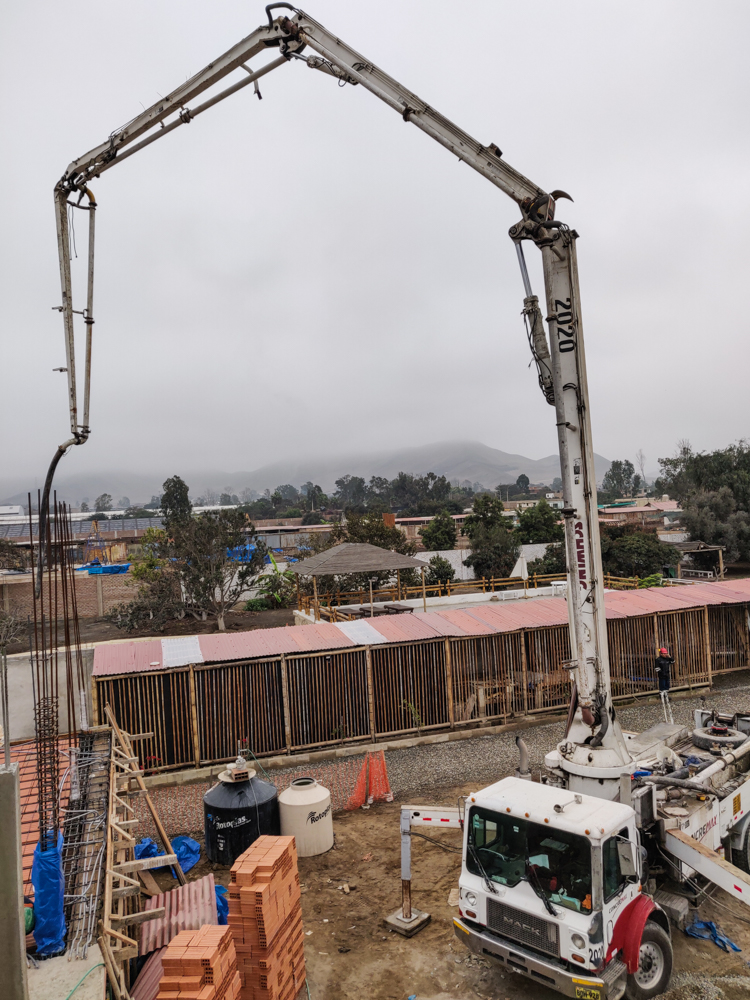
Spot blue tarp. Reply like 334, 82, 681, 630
215, 885, 229, 925
227, 545, 257, 563
88, 564, 130, 575
31, 832, 66, 956
686, 919, 741, 952
172, 836, 200, 874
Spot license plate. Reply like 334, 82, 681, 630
575, 989, 600, 1000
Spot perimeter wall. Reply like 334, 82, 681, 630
94, 600, 750, 774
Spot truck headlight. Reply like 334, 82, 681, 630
466, 892, 477, 907
571, 933, 586, 950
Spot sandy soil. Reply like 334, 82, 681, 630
147, 783, 750, 1000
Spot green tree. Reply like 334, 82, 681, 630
171, 510, 266, 630
516, 474, 530, 492
463, 524, 520, 580
462, 494, 506, 538
425, 554, 455, 587
599, 524, 679, 578
527, 543, 567, 575
419, 510, 457, 551
680, 488, 750, 564
161, 476, 192, 529
256, 553, 297, 608
95, 493, 113, 513
334, 475, 367, 510
80, 501, 90, 512
599, 460, 635, 502
515, 499, 564, 544
655, 440, 750, 511
130, 527, 170, 584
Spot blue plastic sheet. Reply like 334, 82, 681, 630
172, 836, 200, 874
134, 837, 164, 862
686, 919, 741, 952
215, 885, 229, 925
31, 831, 66, 956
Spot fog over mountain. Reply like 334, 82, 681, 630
0, 441, 611, 506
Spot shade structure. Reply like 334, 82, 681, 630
290, 542, 427, 576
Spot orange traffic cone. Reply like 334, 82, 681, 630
345, 756, 368, 810
367, 750, 393, 803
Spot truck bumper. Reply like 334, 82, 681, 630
453, 917, 612, 999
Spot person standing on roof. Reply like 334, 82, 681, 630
655, 647, 675, 724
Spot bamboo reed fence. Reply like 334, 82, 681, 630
94, 598, 750, 775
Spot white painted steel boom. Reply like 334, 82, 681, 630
51, 5, 629, 771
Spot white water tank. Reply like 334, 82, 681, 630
279, 777, 334, 857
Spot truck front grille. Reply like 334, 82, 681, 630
486, 897, 560, 958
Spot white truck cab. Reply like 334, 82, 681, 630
454, 777, 671, 1000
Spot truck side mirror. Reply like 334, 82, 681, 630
617, 840, 637, 879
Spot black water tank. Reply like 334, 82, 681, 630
203, 772, 280, 866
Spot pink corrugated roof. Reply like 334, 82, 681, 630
433, 609, 499, 635
286, 623, 359, 653
367, 614, 445, 643
93, 640, 163, 676
131, 948, 166, 1000
91, 580, 750, 676
139, 873, 218, 955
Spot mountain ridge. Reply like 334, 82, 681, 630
0, 441, 611, 505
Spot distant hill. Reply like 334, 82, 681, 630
0, 441, 611, 505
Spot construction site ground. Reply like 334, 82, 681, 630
140, 672, 750, 1000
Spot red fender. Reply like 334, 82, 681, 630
605, 894, 656, 974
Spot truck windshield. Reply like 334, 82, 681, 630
467, 806, 592, 913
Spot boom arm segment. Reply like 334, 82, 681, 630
49, 6, 630, 774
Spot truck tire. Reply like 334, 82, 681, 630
625, 922, 672, 1000
692, 726, 747, 750
732, 821, 750, 874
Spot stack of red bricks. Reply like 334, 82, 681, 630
157, 925, 241, 1000
227, 836, 306, 1000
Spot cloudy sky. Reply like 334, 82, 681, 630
1, 0, 747, 493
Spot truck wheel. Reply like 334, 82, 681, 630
692, 726, 747, 750
625, 922, 672, 1000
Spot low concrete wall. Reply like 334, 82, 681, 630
5, 647, 94, 743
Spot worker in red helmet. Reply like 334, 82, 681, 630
655, 648, 674, 691
655, 647, 675, 724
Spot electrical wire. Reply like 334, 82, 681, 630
410, 830, 462, 854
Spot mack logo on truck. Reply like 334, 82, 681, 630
501, 912, 542, 940
575, 521, 587, 589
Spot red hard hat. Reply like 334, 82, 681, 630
659, 647, 669, 656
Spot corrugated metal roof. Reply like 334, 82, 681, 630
131, 948, 166, 1000
286, 623, 358, 653
333, 620, 390, 645
162, 636, 203, 668
92, 580, 750, 676
139, 872, 218, 955
367, 614, 445, 643
93, 639, 163, 676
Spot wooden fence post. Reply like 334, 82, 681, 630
188, 664, 201, 768
653, 614, 660, 654
91, 675, 99, 726
703, 606, 712, 687
365, 646, 376, 740
445, 638, 455, 729
520, 630, 529, 715
279, 654, 292, 753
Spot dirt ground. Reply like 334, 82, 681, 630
5, 606, 296, 654
147, 782, 750, 1000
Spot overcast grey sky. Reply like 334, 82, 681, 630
1, 1, 748, 492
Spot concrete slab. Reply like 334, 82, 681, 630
385, 906, 431, 937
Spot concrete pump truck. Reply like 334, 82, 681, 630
49, 7, 750, 999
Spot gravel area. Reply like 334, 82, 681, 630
385, 671, 750, 798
